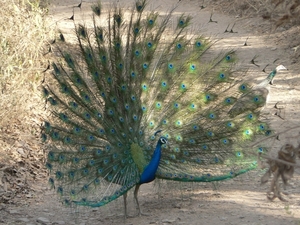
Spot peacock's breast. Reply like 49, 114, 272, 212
130, 142, 148, 174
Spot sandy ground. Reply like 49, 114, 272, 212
1, 0, 300, 224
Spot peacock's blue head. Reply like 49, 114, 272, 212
159, 137, 168, 145
275, 65, 287, 72
269, 65, 287, 84
154, 130, 167, 145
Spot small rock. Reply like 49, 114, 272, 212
162, 219, 176, 223
26, 193, 33, 198
53, 221, 66, 225
271, 47, 277, 51
17, 148, 25, 156
9, 210, 19, 214
36, 217, 50, 224
259, 215, 265, 220
282, 191, 289, 195
17, 218, 30, 222
179, 208, 188, 213
173, 203, 181, 209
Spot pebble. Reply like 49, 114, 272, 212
36, 217, 50, 224
53, 221, 66, 225
179, 208, 189, 213
17, 218, 30, 222
220, 217, 227, 221
173, 203, 181, 208
162, 219, 176, 223
258, 215, 265, 220
17, 148, 25, 156
9, 210, 19, 214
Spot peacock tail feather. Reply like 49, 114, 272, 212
43, 0, 271, 209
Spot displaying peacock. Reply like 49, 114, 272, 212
43, 0, 273, 217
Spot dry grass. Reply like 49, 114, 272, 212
0, 0, 55, 205
0, 0, 53, 164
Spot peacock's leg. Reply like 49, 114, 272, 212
123, 192, 128, 218
134, 184, 142, 216
134, 184, 149, 216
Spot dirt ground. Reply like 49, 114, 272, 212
1, 0, 300, 224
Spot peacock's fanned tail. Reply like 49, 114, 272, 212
43, 0, 270, 208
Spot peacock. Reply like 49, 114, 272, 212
43, 0, 273, 217
228, 64, 287, 118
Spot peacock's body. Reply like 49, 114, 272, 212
43, 0, 273, 216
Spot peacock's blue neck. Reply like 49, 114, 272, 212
268, 69, 277, 80
257, 69, 277, 87
264, 69, 276, 84
139, 140, 163, 184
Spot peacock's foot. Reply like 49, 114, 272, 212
137, 210, 150, 217
124, 214, 141, 218
124, 213, 136, 219
125, 211, 150, 218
